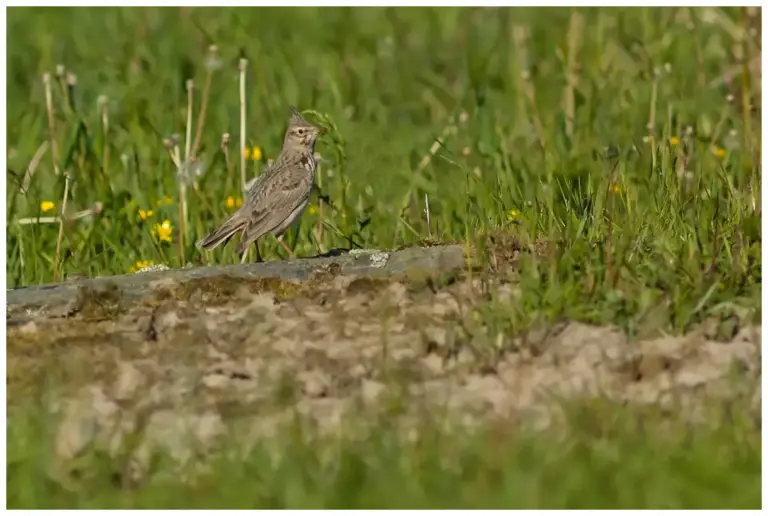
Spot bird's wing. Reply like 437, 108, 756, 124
243, 160, 278, 194
236, 167, 312, 253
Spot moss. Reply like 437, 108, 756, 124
403, 269, 461, 294
393, 238, 445, 252
346, 277, 391, 295
155, 276, 304, 305
72, 283, 125, 319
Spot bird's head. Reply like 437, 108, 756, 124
284, 107, 324, 151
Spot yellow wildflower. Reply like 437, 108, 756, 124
152, 220, 173, 243
507, 209, 519, 221
307, 205, 317, 216
138, 209, 154, 220
156, 196, 173, 207
610, 182, 622, 195
40, 201, 55, 212
712, 146, 726, 159
244, 146, 262, 161
129, 259, 155, 273
226, 196, 243, 209
669, 136, 680, 146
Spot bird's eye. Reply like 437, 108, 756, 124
297, 128, 305, 135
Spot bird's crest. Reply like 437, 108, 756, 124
288, 106, 313, 128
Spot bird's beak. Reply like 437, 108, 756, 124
316, 126, 328, 136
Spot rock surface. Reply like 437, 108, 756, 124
7, 245, 465, 316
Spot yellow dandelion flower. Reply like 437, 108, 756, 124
507, 209, 519, 221
225, 196, 243, 209
307, 205, 317, 216
243, 147, 250, 160
244, 146, 262, 161
610, 183, 622, 195
138, 209, 154, 220
712, 146, 726, 159
40, 201, 55, 212
669, 136, 680, 146
164, 196, 173, 205
152, 220, 173, 242
130, 259, 155, 273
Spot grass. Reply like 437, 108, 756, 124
5, 6, 762, 510
7, 399, 761, 510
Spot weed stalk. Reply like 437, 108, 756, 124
43, 73, 60, 175
53, 172, 72, 281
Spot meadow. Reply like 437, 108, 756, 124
5, 6, 762, 509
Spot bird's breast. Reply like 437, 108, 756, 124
299, 153, 315, 172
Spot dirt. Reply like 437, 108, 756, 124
6, 245, 762, 481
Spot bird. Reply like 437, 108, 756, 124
197, 107, 323, 262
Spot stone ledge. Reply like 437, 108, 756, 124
7, 245, 467, 312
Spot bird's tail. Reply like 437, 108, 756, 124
196, 212, 246, 251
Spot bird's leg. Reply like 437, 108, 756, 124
277, 235, 296, 259
241, 242, 264, 263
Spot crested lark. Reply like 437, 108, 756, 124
197, 108, 322, 261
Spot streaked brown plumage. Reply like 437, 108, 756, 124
197, 108, 322, 258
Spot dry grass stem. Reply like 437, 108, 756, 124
42, 73, 60, 175
20, 141, 49, 195
52, 172, 72, 281
192, 45, 218, 158
238, 58, 248, 193
185, 79, 194, 163
414, 120, 457, 237
17, 202, 103, 225
221, 132, 234, 189
98, 95, 110, 177
239, 58, 249, 262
